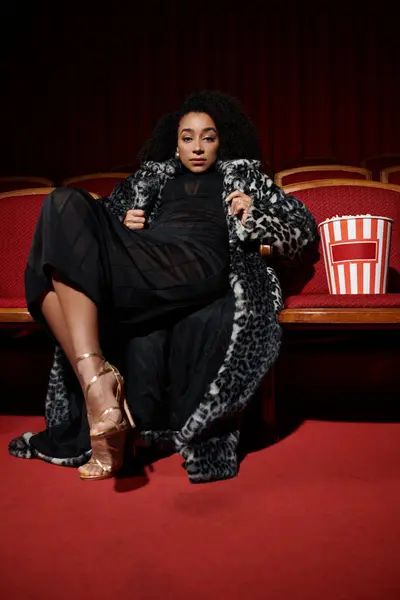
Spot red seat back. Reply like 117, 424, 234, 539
361, 154, 400, 181
275, 166, 371, 187
62, 173, 130, 197
0, 189, 53, 301
279, 180, 400, 296
279, 156, 343, 170
380, 166, 400, 186
0, 177, 54, 193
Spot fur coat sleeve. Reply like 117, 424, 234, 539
99, 160, 177, 223
217, 160, 318, 257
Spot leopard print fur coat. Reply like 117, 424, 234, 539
9, 159, 317, 483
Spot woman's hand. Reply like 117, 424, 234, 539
124, 209, 146, 230
226, 190, 252, 224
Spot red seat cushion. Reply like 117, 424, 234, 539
285, 293, 400, 309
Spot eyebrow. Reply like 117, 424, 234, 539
180, 127, 217, 134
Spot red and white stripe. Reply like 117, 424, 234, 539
319, 216, 392, 294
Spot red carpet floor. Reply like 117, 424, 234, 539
1, 415, 399, 600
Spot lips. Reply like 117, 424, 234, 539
190, 159, 206, 164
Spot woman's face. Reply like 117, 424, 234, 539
177, 112, 219, 173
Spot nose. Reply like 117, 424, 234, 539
193, 139, 204, 154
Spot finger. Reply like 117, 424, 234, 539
231, 199, 248, 215
230, 199, 239, 215
125, 217, 145, 225
226, 190, 244, 203
127, 216, 146, 224
241, 209, 250, 225
127, 209, 145, 217
124, 220, 144, 229
125, 221, 144, 230
125, 210, 145, 220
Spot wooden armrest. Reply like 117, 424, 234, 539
259, 244, 273, 258
279, 307, 400, 325
0, 308, 34, 323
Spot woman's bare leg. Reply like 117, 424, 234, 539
40, 291, 77, 376
40, 279, 128, 479
41, 276, 123, 437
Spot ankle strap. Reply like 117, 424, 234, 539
76, 352, 104, 364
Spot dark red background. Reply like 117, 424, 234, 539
1, 1, 400, 180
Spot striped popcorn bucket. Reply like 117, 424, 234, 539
318, 215, 393, 294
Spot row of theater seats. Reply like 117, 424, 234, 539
275, 154, 400, 182
1, 154, 400, 196
1, 179, 399, 321
0, 173, 130, 197
274, 165, 400, 187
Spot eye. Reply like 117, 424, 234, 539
182, 136, 192, 142
204, 136, 217, 142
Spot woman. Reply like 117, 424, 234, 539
9, 91, 317, 483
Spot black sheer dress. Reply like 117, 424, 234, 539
24, 169, 235, 460
26, 169, 229, 325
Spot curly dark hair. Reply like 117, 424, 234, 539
138, 90, 262, 162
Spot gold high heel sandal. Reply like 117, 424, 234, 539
76, 352, 136, 481
79, 431, 128, 481
76, 352, 135, 439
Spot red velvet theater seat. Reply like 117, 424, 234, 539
0, 188, 99, 323
62, 172, 131, 197
0, 188, 54, 321
361, 154, 400, 181
278, 179, 400, 324
274, 165, 371, 187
